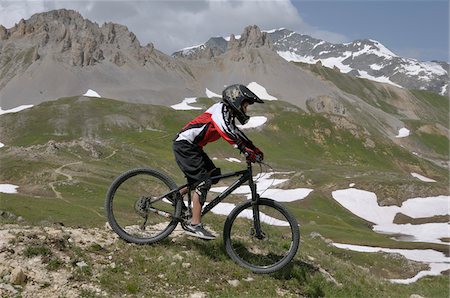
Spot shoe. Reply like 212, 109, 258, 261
182, 223, 215, 240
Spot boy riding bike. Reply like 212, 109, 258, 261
173, 84, 264, 240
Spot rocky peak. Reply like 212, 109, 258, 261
231, 25, 273, 50
0, 9, 159, 68
173, 25, 273, 60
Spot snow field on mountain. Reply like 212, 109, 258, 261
83, 89, 101, 98
171, 97, 202, 110
331, 187, 449, 283
396, 127, 410, 138
205, 88, 221, 98
247, 82, 278, 101
332, 243, 450, 284
224, 158, 241, 163
236, 116, 267, 129
0, 184, 19, 194
440, 84, 448, 96
357, 71, 403, 88
399, 61, 447, 77
331, 188, 449, 245
0, 105, 34, 115
411, 173, 436, 182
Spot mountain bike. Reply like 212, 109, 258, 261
105, 161, 300, 274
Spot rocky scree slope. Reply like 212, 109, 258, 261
0, 9, 197, 108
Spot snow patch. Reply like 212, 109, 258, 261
205, 88, 221, 98
225, 158, 241, 163
0, 142, 4, 148
211, 172, 313, 203
440, 84, 448, 96
358, 71, 403, 88
257, 188, 313, 203
399, 61, 447, 77
264, 28, 286, 34
411, 173, 436, 183
395, 127, 410, 138
171, 98, 202, 110
237, 116, 267, 129
181, 43, 205, 55
353, 41, 397, 59
0, 105, 33, 116
247, 82, 277, 101
83, 89, 101, 98
210, 202, 290, 226
277, 51, 316, 64
369, 64, 384, 70
368, 40, 398, 58
332, 243, 450, 284
331, 188, 450, 245
0, 184, 19, 194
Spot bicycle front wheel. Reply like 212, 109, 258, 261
105, 168, 182, 244
223, 198, 300, 274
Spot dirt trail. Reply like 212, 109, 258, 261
48, 161, 103, 218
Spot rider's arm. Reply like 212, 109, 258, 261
210, 103, 254, 152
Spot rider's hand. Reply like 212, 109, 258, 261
243, 147, 257, 163
254, 147, 264, 162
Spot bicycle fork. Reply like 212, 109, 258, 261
249, 167, 265, 240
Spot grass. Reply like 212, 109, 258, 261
296, 62, 402, 116
410, 89, 449, 127
1, 95, 448, 297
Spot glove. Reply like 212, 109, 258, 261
254, 147, 264, 162
243, 147, 257, 162
243, 147, 263, 163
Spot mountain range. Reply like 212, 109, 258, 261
1, 9, 448, 109
0, 9, 448, 165
174, 28, 449, 97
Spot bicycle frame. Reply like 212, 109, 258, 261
149, 161, 263, 234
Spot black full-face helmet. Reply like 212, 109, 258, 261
222, 84, 264, 125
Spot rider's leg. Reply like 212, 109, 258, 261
179, 186, 188, 196
191, 179, 211, 225
191, 191, 202, 225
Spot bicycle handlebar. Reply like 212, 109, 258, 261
242, 151, 263, 164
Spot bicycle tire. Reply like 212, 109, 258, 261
223, 198, 300, 274
105, 168, 182, 244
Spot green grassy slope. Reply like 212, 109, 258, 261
1, 95, 448, 297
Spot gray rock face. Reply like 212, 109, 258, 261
173, 25, 273, 60
0, 9, 197, 108
0, 9, 157, 68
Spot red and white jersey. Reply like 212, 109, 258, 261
174, 102, 254, 150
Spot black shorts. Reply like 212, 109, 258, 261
173, 140, 216, 186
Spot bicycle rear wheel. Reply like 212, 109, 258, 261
105, 168, 182, 244
223, 198, 300, 274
